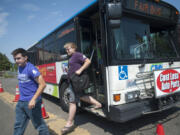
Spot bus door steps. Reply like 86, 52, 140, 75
84, 107, 106, 117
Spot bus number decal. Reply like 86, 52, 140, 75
118, 66, 128, 80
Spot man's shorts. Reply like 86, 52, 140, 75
68, 84, 84, 103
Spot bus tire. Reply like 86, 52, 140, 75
59, 82, 83, 113
59, 82, 70, 112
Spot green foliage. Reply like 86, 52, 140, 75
0, 52, 12, 71
12, 63, 18, 72
3, 72, 14, 78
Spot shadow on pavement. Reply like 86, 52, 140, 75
42, 90, 180, 135
74, 107, 180, 135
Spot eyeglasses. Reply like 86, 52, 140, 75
66, 48, 72, 51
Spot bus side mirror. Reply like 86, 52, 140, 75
106, 2, 122, 19
106, 2, 122, 28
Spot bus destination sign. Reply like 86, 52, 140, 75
124, 0, 173, 19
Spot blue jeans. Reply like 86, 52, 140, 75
13, 99, 49, 135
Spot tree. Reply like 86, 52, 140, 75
0, 52, 12, 71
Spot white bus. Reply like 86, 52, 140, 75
28, 0, 180, 122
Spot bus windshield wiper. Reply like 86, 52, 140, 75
139, 58, 147, 68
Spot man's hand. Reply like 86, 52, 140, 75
29, 75, 46, 109
75, 69, 82, 75
75, 58, 91, 75
28, 99, 36, 109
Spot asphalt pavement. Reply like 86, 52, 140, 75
1, 77, 180, 135
0, 97, 38, 135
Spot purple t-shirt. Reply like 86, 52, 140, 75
17, 62, 41, 101
68, 52, 87, 77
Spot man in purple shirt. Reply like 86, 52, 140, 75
61, 42, 102, 134
11, 48, 49, 135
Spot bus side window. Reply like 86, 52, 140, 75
80, 29, 92, 58
92, 39, 102, 68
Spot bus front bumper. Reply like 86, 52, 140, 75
109, 101, 146, 123
109, 94, 180, 123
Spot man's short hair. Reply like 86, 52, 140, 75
11, 48, 28, 57
64, 42, 77, 50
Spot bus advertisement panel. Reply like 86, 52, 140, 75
38, 63, 57, 84
154, 68, 180, 98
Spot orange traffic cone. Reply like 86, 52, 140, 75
41, 101, 49, 119
156, 123, 165, 135
0, 81, 4, 93
13, 85, 20, 102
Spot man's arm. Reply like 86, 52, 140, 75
75, 58, 91, 75
28, 75, 46, 109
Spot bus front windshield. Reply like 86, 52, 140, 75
110, 17, 180, 61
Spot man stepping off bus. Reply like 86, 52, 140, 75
61, 42, 102, 134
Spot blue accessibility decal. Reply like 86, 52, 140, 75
118, 66, 128, 80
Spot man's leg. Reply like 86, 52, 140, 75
61, 102, 76, 134
80, 96, 102, 108
65, 85, 77, 127
13, 101, 29, 135
66, 102, 76, 127
25, 99, 49, 135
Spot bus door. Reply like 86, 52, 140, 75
77, 18, 105, 103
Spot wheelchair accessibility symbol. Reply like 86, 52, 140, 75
118, 66, 128, 80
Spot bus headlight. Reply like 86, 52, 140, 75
125, 91, 140, 103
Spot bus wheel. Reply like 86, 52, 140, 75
59, 82, 70, 112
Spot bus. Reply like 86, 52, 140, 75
178, 15, 180, 45
27, 0, 180, 123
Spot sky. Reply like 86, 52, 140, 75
0, 0, 180, 62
